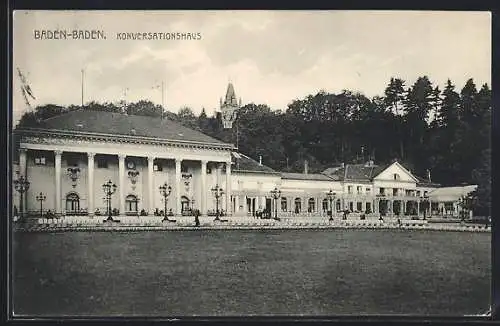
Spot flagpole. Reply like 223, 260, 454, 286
161, 80, 164, 120
81, 69, 84, 107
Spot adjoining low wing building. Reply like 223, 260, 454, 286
11, 83, 478, 221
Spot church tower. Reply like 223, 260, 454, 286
220, 82, 241, 129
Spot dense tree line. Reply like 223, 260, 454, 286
15, 76, 491, 216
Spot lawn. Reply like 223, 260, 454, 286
11, 229, 490, 317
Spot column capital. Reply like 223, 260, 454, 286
175, 158, 182, 164
118, 154, 127, 160
54, 150, 63, 156
201, 159, 208, 165
19, 148, 27, 154
147, 156, 155, 162
87, 152, 96, 159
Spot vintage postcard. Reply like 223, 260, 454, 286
10, 10, 492, 318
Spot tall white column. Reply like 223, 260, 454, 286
235, 195, 239, 213
225, 161, 231, 215
19, 148, 27, 212
175, 158, 182, 215
54, 150, 62, 215
118, 154, 126, 214
87, 152, 95, 216
148, 156, 155, 214
201, 160, 207, 215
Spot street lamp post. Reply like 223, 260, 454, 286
211, 184, 224, 221
270, 187, 281, 220
159, 182, 172, 222
102, 180, 117, 222
326, 190, 336, 221
36, 192, 46, 219
14, 174, 30, 220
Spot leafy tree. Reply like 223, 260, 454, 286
126, 100, 163, 117
177, 106, 199, 130
384, 77, 406, 115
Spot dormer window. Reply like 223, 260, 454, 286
34, 156, 46, 165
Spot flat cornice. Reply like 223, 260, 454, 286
233, 169, 281, 176
15, 127, 235, 151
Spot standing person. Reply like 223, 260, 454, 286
194, 209, 200, 227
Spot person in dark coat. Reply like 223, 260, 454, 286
194, 209, 200, 227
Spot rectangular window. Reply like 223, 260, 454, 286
357, 202, 362, 211
366, 188, 371, 194
417, 191, 421, 197
348, 186, 353, 194
366, 202, 371, 212
379, 188, 385, 195
34, 156, 46, 165
357, 186, 362, 194
393, 188, 398, 196
181, 164, 188, 173
97, 158, 108, 169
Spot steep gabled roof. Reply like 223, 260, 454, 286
232, 152, 278, 174
322, 163, 384, 181
24, 109, 228, 145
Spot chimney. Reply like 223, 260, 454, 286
341, 162, 345, 168
259, 155, 262, 166
427, 169, 431, 182
304, 160, 309, 174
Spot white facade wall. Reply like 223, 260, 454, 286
13, 136, 456, 219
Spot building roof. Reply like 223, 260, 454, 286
232, 152, 278, 174
322, 161, 440, 187
415, 175, 441, 187
322, 163, 384, 181
30, 109, 229, 145
428, 185, 477, 202
281, 172, 333, 181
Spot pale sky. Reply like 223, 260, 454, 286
13, 10, 491, 124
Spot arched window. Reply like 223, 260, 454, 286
294, 198, 301, 214
126, 195, 138, 212
322, 199, 329, 212
66, 193, 80, 213
281, 197, 287, 212
181, 196, 190, 213
308, 198, 315, 213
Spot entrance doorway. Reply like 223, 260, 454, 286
265, 198, 272, 218
247, 197, 256, 216
181, 196, 190, 213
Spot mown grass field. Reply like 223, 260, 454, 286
12, 229, 490, 316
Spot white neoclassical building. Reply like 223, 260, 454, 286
12, 83, 477, 221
